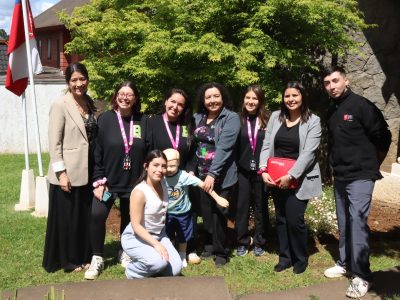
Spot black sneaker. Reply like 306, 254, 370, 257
215, 256, 227, 267
236, 245, 248, 257
293, 262, 308, 274
253, 246, 265, 257
200, 250, 213, 259
274, 262, 291, 272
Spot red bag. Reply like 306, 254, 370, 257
267, 157, 299, 189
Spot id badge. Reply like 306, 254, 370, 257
123, 154, 131, 171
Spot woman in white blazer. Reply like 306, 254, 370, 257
259, 81, 322, 274
43, 63, 97, 273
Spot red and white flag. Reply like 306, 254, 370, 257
6, 0, 43, 96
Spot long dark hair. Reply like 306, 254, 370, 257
135, 150, 167, 186
279, 81, 311, 124
196, 82, 233, 114
65, 62, 96, 112
161, 88, 193, 145
240, 85, 270, 129
110, 81, 141, 115
65, 62, 89, 84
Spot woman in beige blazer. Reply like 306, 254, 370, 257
43, 63, 97, 273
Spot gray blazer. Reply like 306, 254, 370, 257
259, 111, 322, 200
194, 107, 241, 189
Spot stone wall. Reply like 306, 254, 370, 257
338, 0, 400, 172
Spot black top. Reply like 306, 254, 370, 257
327, 89, 391, 181
274, 122, 300, 159
82, 113, 98, 178
93, 110, 148, 193
147, 114, 193, 170
237, 114, 266, 172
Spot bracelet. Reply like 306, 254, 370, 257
257, 167, 268, 175
93, 177, 107, 188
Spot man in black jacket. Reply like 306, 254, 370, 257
322, 65, 391, 299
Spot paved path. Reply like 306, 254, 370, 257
242, 266, 400, 300
2, 266, 399, 300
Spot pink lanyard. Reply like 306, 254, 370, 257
163, 113, 180, 150
115, 110, 134, 154
247, 116, 259, 155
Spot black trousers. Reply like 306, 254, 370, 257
199, 184, 237, 259
236, 170, 269, 247
89, 192, 130, 256
271, 188, 308, 266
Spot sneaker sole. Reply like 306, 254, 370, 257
188, 259, 201, 264
84, 274, 98, 280
324, 272, 346, 278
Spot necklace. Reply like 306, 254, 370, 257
74, 99, 89, 118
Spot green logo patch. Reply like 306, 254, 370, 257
182, 126, 188, 138
134, 125, 141, 138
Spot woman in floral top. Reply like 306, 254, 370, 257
192, 82, 240, 266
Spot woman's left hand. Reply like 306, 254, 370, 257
203, 175, 215, 193
276, 175, 291, 189
154, 242, 169, 262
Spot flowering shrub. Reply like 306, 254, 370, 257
267, 186, 338, 236
305, 187, 337, 235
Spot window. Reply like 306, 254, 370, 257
37, 39, 42, 58
47, 39, 51, 60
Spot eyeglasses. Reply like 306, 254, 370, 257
118, 92, 135, 98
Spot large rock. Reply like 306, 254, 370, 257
365, 55, 382, 76
363, 86, 385, 110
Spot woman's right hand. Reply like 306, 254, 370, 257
203, 175, 215, 193
94, 185, 106, 200
58, 172, 71, 192
262, 172, 276, 187
154, 242, 169, 261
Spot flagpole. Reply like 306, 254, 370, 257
22, 92, 30, 170
21, 0, 43, 177
21, 0, 49, 217
15, 91, 36, 211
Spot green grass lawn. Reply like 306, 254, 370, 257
0, 153, 399, 297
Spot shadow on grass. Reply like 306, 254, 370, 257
371, 266, 400, 299
103, 240, 120, 269
316, 226, 400, 265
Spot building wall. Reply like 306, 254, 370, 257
0, 83, 66, 153
36, 28, 84, 72
36, 29, 63, 69
339, 0, 400, 172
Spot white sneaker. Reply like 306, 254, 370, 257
179, 252, 188, 268
324, 264, 347, 278
187, 252, 201, 265
346, 276, 370, 298
84, 255, 104, 280
119, 251, 132, 269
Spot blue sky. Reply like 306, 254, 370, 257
0, 0, 59, 34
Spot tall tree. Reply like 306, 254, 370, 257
60, 0, 368, 109
0, 29, 8, 40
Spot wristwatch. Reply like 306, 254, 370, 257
287, 174, 293, 182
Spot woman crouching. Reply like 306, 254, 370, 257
121, 150, 182, 278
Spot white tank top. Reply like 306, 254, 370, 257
134, 180, 168, 234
